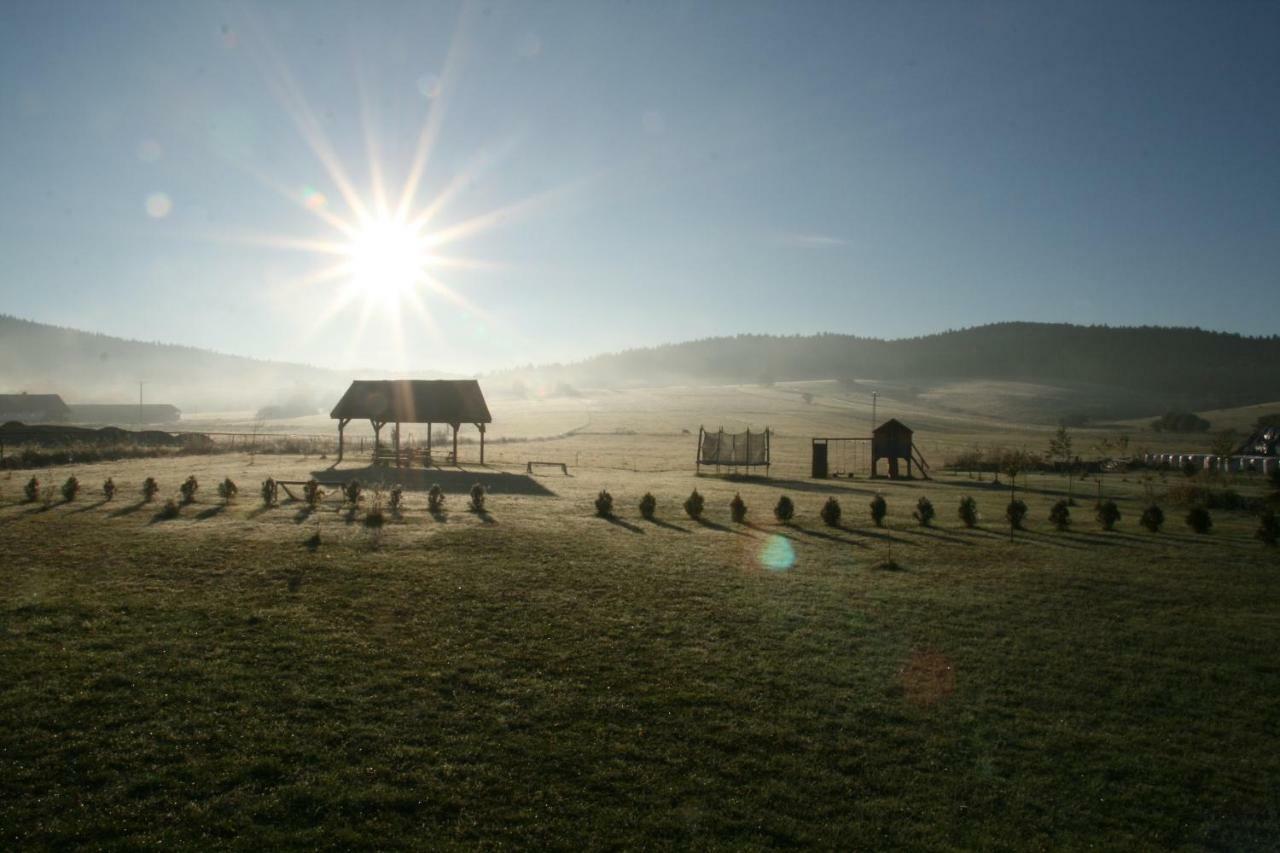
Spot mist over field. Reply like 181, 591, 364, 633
4, 314, 1278, 423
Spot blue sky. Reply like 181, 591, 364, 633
1, 1, 1277, 373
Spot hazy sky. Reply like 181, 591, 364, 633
2, 1, 1277, 374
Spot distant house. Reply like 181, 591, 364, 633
0, 393, 71, 424
67, 403, 182, 425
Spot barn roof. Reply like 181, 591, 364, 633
0, 393, 71, 417
873, 418, 912, 435
329, 380, 492, 424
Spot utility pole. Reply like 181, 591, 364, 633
138, 381, 147, 429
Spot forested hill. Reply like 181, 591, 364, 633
528, 323, 1280, 411
4, 315, 1278, 415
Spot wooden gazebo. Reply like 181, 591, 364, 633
330, 379, 492, 466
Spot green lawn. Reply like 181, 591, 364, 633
2, 463, 1278, 848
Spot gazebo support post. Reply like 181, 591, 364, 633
371, 419, 382, 464
394, 422, 401, 468
478, 423, 485, 465
451, 422, 459, 466
335, 417, 350, 466
427, 422, 432, 464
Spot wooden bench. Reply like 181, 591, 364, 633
526, 460, 569, 475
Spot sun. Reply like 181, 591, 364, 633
345, 218, 431, 309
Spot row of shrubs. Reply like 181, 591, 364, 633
17, 474, 491, 527
591, 488, 1279, 545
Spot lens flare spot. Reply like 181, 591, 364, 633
145, 192, 172, 218
759, 534, 795, 571
416, 74, 442, 99
301, 186, 327, 210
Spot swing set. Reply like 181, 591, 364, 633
810, 437, 871, 478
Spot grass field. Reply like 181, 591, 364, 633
3, 386, 1278, 848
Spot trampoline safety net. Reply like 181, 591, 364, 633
698, 427, 770, 467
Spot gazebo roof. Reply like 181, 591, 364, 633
330, 380, 492, 425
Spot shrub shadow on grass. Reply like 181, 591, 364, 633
644, 517, 690, 533
1011, 529, 1089, 551
897, 527, 974, 546
196, 505, 227, 520
694, 517, 751, 536
790, 524, 869, 548
293, 506, 317, 524
109, 501, 149, 518
429, 510, 447, 523
246, 504, 275, 519
603, 515, 645, 534
852, 526, 910, 546
70, 499, 110, 514
470, 509, 497, 525
1057, 530, 1131, 549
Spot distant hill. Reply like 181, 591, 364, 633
0, 315, 446, 415
4, 316, 1277, 422
501, 323, 1280, 420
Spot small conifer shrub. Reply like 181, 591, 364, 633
180, 476, 199, 505
683, 489, 704, 520
218, 478, 238, 504
24, 477, 39, 503
913, 496, 935, 527
260, 477, 278, 507
102, 478, 117, 501
142, 477, 159, 503
730, 493, 747, 523
821, 496, 842, 527
869, 494, 887, 527
774, 495, 795, 523
1257, 508, 1278, 546
957, 496, 978, 528
428, 484, 445, 514
158, 499, 180, 520
469, 483, 486, 513
1096, 499, 1121, 531
1006, 498, 1028, 530
1049, 499, 1071, 531
1140, 504, 1165, 532
61, 476, 80, 503
638, 492, 656, 520
303, 479, 322, 508
1186, 506, 1212, 534
343, 480, 362, 507
595, 489, 614, 517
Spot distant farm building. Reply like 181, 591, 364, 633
1143, 426, 1278, 475
67, 403, 181, 425
0, 393, 71, 423
330, 379, 492, 466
